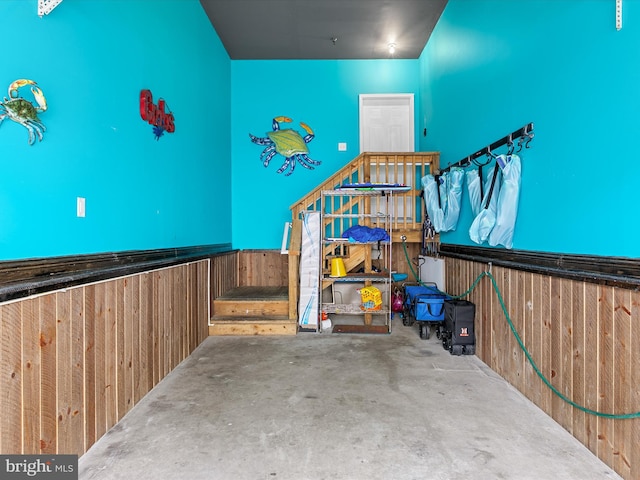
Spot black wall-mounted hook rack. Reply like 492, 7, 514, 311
439, 122, 534, 174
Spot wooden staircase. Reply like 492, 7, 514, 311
208, 152, 439, 336
288, 151, 441, 330
209, 286, 297, 336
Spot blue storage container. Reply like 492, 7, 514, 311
402, 283, 450, 339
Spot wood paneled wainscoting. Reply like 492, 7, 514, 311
238, 250, 288, 287
0, 245, 234, 457
441, 245, 640, 480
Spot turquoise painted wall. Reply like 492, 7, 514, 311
420, 0, 640, 257
1, 0, 231, 260
7, 0, 633, 260
231, 60, 420, 249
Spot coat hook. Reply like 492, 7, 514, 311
506, 134, 514, 155
525, 132, 535, 149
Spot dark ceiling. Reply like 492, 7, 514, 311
199, 0, 448, 60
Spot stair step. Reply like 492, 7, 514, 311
213, 286, 288, 317
213, 299, 288, 316
209, 316, 297, 336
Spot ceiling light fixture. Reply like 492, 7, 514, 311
388, 43, 396, 55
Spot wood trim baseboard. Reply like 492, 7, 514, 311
0, 244, 234, 302
439, 244, 640, 290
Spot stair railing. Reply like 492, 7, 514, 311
290, 152, 439, 235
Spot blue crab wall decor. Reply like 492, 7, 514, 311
249, 116, 321, 176
0, 79, 47, 145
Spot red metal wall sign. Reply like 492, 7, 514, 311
139, 89, 175, 138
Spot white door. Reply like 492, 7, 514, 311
359, 94, 414, 153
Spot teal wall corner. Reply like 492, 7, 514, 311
230, 59, 421, 250
1, 0, 231, 260
420, 0, 640, 257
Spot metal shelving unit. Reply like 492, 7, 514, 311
319, 188, 396, 333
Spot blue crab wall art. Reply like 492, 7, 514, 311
249, 116, 321, 176
0, 79, 47, 145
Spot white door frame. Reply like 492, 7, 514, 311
359, 93, 415, 153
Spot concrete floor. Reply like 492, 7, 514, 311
79, 320, 622, 480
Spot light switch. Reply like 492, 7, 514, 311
77, 197, 86, 217
338, 142, 347, 151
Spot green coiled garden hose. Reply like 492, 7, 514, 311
401, 240, 640, 419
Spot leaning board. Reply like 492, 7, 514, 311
298, 212, 320, 329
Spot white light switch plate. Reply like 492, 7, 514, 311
77, 197, 86, 217
338, 142, 347, 151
